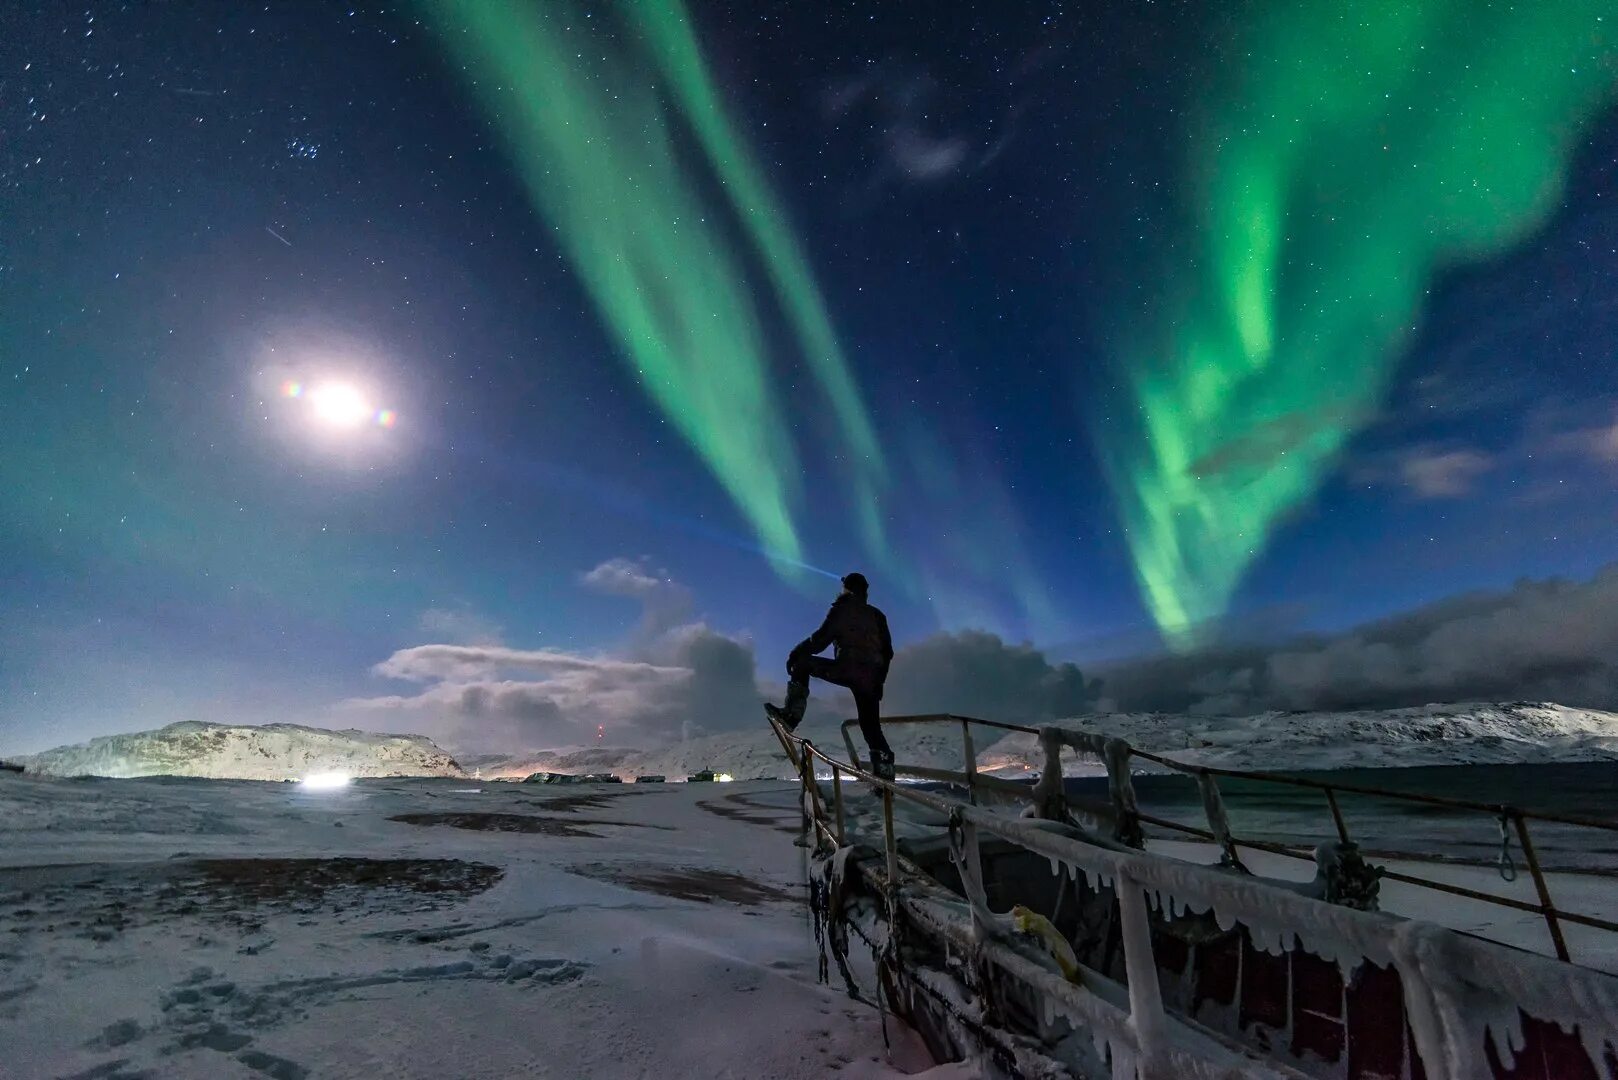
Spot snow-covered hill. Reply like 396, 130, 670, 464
472, 701, 1618, 781
20, 721, 466, 780
989, 701, 1618, 774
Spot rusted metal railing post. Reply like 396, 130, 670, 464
1031, 727, 1068, 820
1325, 788, 1350, 844
960, 717, 979, 806
841, 720, 863, 771
959, 817, 989, 942
832, 763, 846, 845
1104, 739, 1145, 848
1195, 769, 1246, 872
770, 716, 801, 773
794, 738, 815, 847
1115, 871, 1166, 1077
1513, 814, 1571, 962
882, 783, 899, 886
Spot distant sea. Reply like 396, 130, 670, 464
1063, 761, 1618, 872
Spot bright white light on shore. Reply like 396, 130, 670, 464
715, 773, 735, 783
309, 383, 371, 428
301, 771, 351, 789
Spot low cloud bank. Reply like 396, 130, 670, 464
1099, 566, 1618, 715
884, 630, 1096, 722
345, 560, 1092, 751
348, 562, 1618, 750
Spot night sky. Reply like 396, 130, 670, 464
5, 2, 1618, 755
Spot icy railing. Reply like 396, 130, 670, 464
771, 714, 1618, 1080
834, 714, 1618, 964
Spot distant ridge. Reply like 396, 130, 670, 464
18, 721, 466, 780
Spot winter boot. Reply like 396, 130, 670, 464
765, 680, 809, 732
871, 748, 895, 782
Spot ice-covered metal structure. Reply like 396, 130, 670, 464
770, 713, 1618, 1079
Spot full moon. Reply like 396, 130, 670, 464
308, 382, 372, 428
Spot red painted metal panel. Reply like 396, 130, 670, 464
1346, 962, 1406, 1080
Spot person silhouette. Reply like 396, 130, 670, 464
765, 572, 895, 780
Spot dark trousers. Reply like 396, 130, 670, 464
789, 655, 892, 757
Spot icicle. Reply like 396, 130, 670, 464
1108, 1040, 1137, 1080
1495, 1010, 1525, 1072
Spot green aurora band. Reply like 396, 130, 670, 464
418, 0, 886, 575
1102, 1, 1616, 645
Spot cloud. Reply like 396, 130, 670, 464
347, 557, 772, 751
373, 645, 681, 685
887, 128, 971, 181
1398, 448, 1494, 498
1190, 407, 1366, 481
581, 556, 692, 640
344, 560, 1097, 752
1349, 396, 1618, 507
884, 631, 1097, 723
821, 65, 1016, 188
350, 629, 758, 752
1540, 417, 1618, 465
1096, 565, 1618, 715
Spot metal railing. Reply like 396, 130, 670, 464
767, 713, 1618, 1079
824, 713, 1618, 964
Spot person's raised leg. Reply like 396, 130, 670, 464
767, 655, 835, 729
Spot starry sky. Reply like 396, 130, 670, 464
4, 2, 1618, 755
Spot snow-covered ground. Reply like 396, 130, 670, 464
0, 772, 960, 1079
18, 722, 466, 781
2, 758, 1614, 1078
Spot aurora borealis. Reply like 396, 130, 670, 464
5, 2, 1618, 753
417, 0, 886, 579
1099, 1, 1617, 644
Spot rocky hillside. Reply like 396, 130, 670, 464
20, 722, 466, 780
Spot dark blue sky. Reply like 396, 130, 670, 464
4, 2, 1617, 754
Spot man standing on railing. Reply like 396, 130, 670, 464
765, 572, 896, 780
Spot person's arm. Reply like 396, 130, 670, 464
792, 603, 840, 660
879, 610, 893, 666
